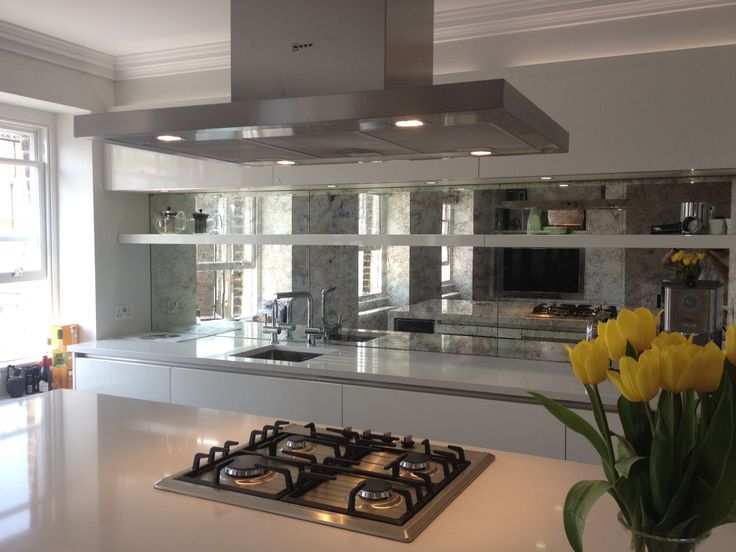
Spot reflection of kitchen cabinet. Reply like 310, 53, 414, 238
565, 408, 623, 464
342, 385, 565, 459
170, 367, 342, 425
75, 357, 171, 402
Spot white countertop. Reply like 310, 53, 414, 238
4, 390, 733, 551
69, 332, 619, 406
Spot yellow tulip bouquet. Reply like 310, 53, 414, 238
531, 309, 736, 551
670, 250, 705, 282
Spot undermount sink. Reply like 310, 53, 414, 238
230, 346, 325, 362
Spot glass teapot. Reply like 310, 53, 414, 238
153, 206, 187, 234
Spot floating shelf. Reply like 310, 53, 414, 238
119, 233, 736, 249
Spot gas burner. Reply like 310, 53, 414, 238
358, 479, 393, 501
530, 303, 618, 319
399, 452, 430, 471
284, 435, 308, 450
223, 455, 268, 478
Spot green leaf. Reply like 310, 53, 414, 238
618, 396, 652, 457
615, 455, 645, 479
676, 390, 697, 461
653, 447, 698, 535
529, 392, 615, 480
564, 480, 611, 552
613, 432, 637, 459
650, 391, 677, 518
697, 372, 733, 489
694, 369, 736, 534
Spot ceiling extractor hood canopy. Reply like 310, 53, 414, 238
74, 0, 569, 166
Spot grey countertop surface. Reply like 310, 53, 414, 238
10, 390, 736, 552
70, 321, 618, 407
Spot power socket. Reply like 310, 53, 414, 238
114, 304, 134, 322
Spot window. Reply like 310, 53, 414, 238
358, 193, 383, 297
441, 201, 452, 284
195, 195, 258, 319
0, 121, 51, 363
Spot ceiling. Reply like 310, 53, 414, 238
0, 0, 733, 57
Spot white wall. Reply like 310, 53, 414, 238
0, 50, 112, 113
0, 48, 151, 341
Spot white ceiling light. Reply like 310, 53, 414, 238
156, 134, 183, 142
558, 183, 569, 187
395, 119, 424, 128
540, 176, 553, 180
276, 159, 296, 165
470, 150, 492, 157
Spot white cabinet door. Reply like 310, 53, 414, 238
171, 368, 342, 425
75, 357, 170, 403
342, 385, 565, 459
107, 145, 272, 191
566, 408, 623, 463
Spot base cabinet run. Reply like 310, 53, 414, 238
342, 385, 565, 459
170, 368, 342, 426
75, 357, 171, 402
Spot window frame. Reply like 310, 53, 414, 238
0, 120, 51, 285
194, 195, 259, 319
441, 200, 453, 286
358, 193, 386, 301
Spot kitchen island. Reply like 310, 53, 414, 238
4, 390, 734, 551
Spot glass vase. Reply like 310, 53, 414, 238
618, 513, 710, 552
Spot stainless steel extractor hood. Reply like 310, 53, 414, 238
74, 0, 569, 166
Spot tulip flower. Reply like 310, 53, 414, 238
660, 343, 701, 393
693, 342, 726, 393
616, 307, 659, 353
651, 331, 691, 351
608, 349, 661, 402
726, 325, 736, 366
598, 319, 627, 361
564, 338, 609, 385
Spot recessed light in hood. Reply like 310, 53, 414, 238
74, 0, 569, 166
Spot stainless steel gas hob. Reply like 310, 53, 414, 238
155, 420, 495, 542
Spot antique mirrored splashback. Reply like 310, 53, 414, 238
149, 177, 734, 362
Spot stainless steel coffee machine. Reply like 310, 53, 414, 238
680, 201, 715, 234
660, 280, 724, 345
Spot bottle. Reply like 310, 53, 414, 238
25, 370, 34, 394
51, 328, 69, 389
39, 357, 50, 392
527, 207, 543, 234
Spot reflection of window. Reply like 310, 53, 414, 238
0, 120, 52, 363
358, 193, 383, 297
441, 201, 452, 284
196, 195, 258, 319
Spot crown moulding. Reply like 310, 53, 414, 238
0, 0, 733, 82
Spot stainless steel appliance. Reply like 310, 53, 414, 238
74, 1, 568, 166
529, 303, 618, 320
155, 420, 494, 542
661, 280, 723, 344
680, 201, 715, 234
